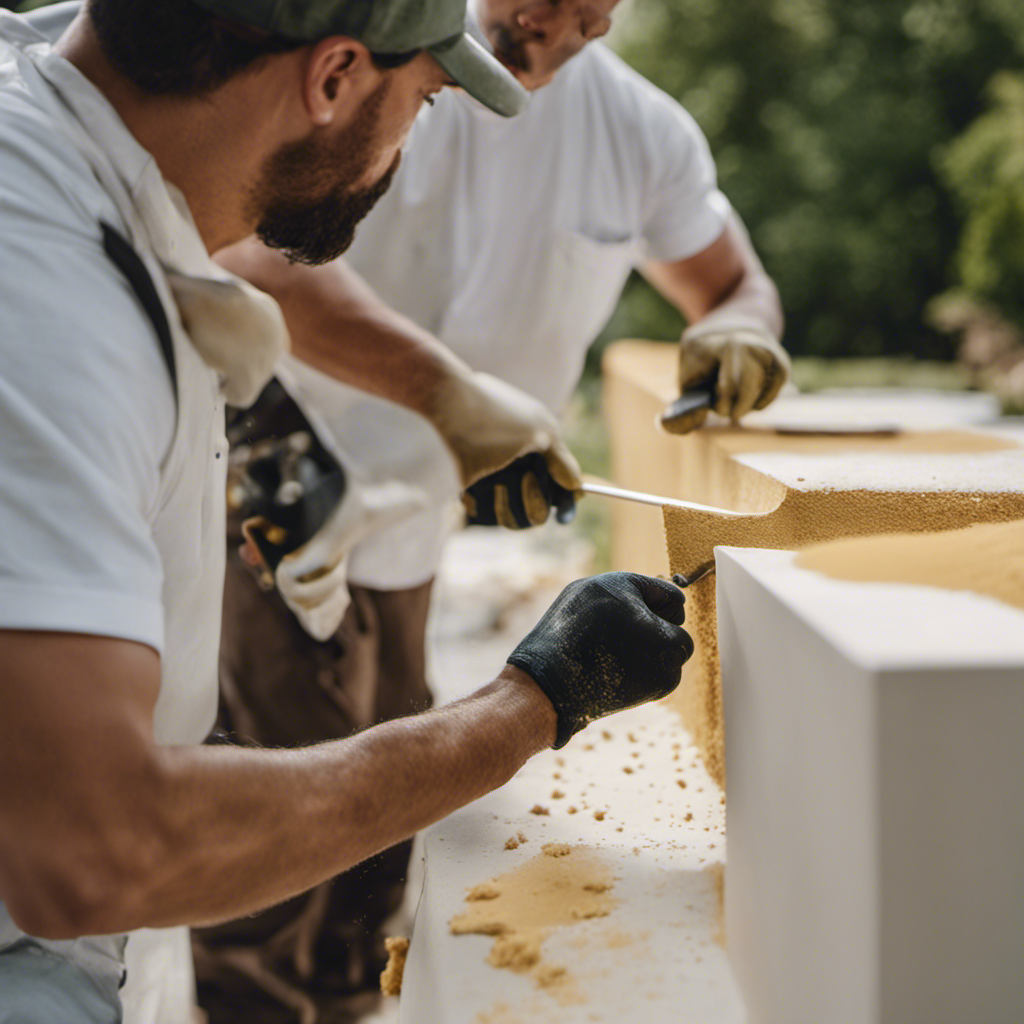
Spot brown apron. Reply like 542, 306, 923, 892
193, 527, 433, 1024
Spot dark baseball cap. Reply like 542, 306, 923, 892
190, 0, 528, 116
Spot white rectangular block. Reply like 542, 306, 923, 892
716, 547, 1024, 1024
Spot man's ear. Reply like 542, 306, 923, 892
302, 36, 376, 127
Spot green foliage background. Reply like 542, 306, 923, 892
11, 0, 1023, 364
939, 70, 1024, 327
596, 0, 1024, 366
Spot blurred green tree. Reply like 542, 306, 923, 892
939, 71, 1024, 329
599, 0, 1023, 363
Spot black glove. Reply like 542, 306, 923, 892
463, 452, 577, 530
507, 572, 694, 748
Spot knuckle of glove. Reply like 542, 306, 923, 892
467, 453, 560, 530
713, 377, 738, 418
754, 355, 790, 410
677, 348, 718, 392
626, 572, 687, 625
660, 405, 708, 436
522, 472, 553, 527
493, 484, 522, 529
546, 444, 583, 493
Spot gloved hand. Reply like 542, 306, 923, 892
506, 572, 694, 748
669, 313, 790, 434
167, 269, 289, 408
272, 474, 425, 641
229, 376, 427, 641
425, 368, 583, 494
463, 452, 578, 529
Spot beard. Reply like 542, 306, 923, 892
489, 24, 529, 76
249, 79, 399, 266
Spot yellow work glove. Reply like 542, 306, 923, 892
669, 315, 790, 434
426, 368, 583, 495
462, 452, 578, 530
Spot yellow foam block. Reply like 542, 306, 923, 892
601, 340, 1024, 787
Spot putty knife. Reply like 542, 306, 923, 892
660, 389, 713, 434
660, 388, 903, 436
581, 479, 745, 517
580, 479, 750, 584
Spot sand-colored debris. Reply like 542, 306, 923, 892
796, 518, 1024, 610
469, 882, 502, 901
488, 931, 542, 971
602, 339, 1024, 789
504, 831, 529, 850
542, 842, 571, 857
450, 846, 615, 994
380, 936, 410, 997
535, 963, 569, 987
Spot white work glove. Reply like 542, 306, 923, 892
670, 313, 790, 434
271, 471, 426, 641
425, 367, 583, 495
237, 366, 430, 641
167, 270, 289, 407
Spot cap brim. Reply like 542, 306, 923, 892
428, 33, 528, 117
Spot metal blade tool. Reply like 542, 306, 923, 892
580, 479, 761, 586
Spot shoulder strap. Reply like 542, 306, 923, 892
100, 220, 178, 399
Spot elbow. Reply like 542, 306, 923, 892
5, 891, 99, 942
1, 798, 170, 939
3, 852, 149, 939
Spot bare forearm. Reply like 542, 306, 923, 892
3, 568, 689, 941
644, 213, 784, 338
215, 239, 471, 418
113, 669, 553, 932
214, 239, 580, 491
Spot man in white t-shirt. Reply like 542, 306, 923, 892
202, 0, 786, 1013
0, 2, 698, 1022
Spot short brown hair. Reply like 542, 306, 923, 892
87, 0, 417, 97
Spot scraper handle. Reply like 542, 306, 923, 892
672, 566, 715, 589
659, 389, 713, 435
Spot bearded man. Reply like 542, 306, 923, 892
0, 3, 691, 1022
198, 2, 785, 1016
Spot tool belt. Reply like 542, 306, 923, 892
225, 379, 346, 586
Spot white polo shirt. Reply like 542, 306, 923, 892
0, 5, 228, 990
332, 39, 730, 588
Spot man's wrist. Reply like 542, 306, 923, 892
496, 663, 558, 750
681, 312, 778, 347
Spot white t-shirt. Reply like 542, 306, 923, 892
346, 39, 728, 412
334, 41, 730, 588
0, 5, 228, 990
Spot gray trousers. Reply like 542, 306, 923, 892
0, 942, 121, 1024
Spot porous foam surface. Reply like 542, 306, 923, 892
796, 518, 1024, 613
600, 340, 1024, 789
736, 450, 1024, 492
